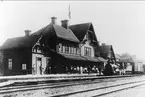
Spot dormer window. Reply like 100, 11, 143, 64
84, 47, 91, 57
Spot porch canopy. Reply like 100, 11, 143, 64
50, 50, 104, 66
58, 53, 101, 66
97, 57, 107, 62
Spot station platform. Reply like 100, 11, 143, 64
0, 74, 141, 88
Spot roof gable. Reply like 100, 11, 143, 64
69, 23, 92, 41
100, 45, 116, 61
31, 24, 79, 43
2, 22, 99, 50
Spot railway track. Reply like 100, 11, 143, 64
50, 80, 145, 97
0, 76, 143, 96
0, 78, 118, 94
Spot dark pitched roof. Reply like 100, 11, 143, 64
60, 54, 87, 61
53, 25, 79, 42
99, 45, 116, 61
69, 23, 95, 41
1, 23, 80, 50
59, 53, 100, 63
0, 35, 40, 50
32, 24, 79, 43
100, 45, 112, 54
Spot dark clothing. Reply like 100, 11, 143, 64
103, 63, 114, 76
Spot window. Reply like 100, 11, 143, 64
66, 46, 69, 54
74, 48, 76, 55
8, 58, 12, 70
72, 47, 74, 54
69, 47, 71, 54
84, 47, 91, 57
64, 46, 69, 54
22, 64, 27, 70
63, 46, 65, 53
58, 43, 62, 52
76, 48, 79, 55
84, 47, 87, 56
64, 46, 67, 53
37, 57, 42, 61
60, 44, 63, 52
70, 47, 72, 54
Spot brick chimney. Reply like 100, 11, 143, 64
25, 30, 31, 36
51, 17, 57, 24
61, 20, 69, 29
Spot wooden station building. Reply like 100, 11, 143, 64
0, 17, 107, 76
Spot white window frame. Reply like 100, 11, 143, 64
8, 58, 12, 70
63, 45, 65, 53
58, 43, 62, 52
68, 47, 71, 54
70, 47, 72, 54
76, 48, 79, 55
22, 64, 27, 70
74, 48, 76, 55
84, 47, 91, 57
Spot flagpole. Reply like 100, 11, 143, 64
68, 4, 71, 23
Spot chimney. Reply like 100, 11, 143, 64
102, 43, 106, 46
51, 17, 57, 24
61, 20, 69, 29
25, 30, 31, 36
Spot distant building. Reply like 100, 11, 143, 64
115, 53, 145, 74
134, 61, 145, 73
0, 17, 106, 76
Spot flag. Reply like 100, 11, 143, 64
69, 4, 71, 19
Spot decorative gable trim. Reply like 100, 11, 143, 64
32, 35, 43, 50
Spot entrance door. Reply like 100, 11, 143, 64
36, 57, 42, 75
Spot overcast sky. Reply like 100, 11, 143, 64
0, 1, 145, 60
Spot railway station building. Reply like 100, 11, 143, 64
0, 17, 107, 76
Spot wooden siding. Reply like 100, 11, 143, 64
1, 48, 32, 76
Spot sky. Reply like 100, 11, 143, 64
0, 1, 145, 60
